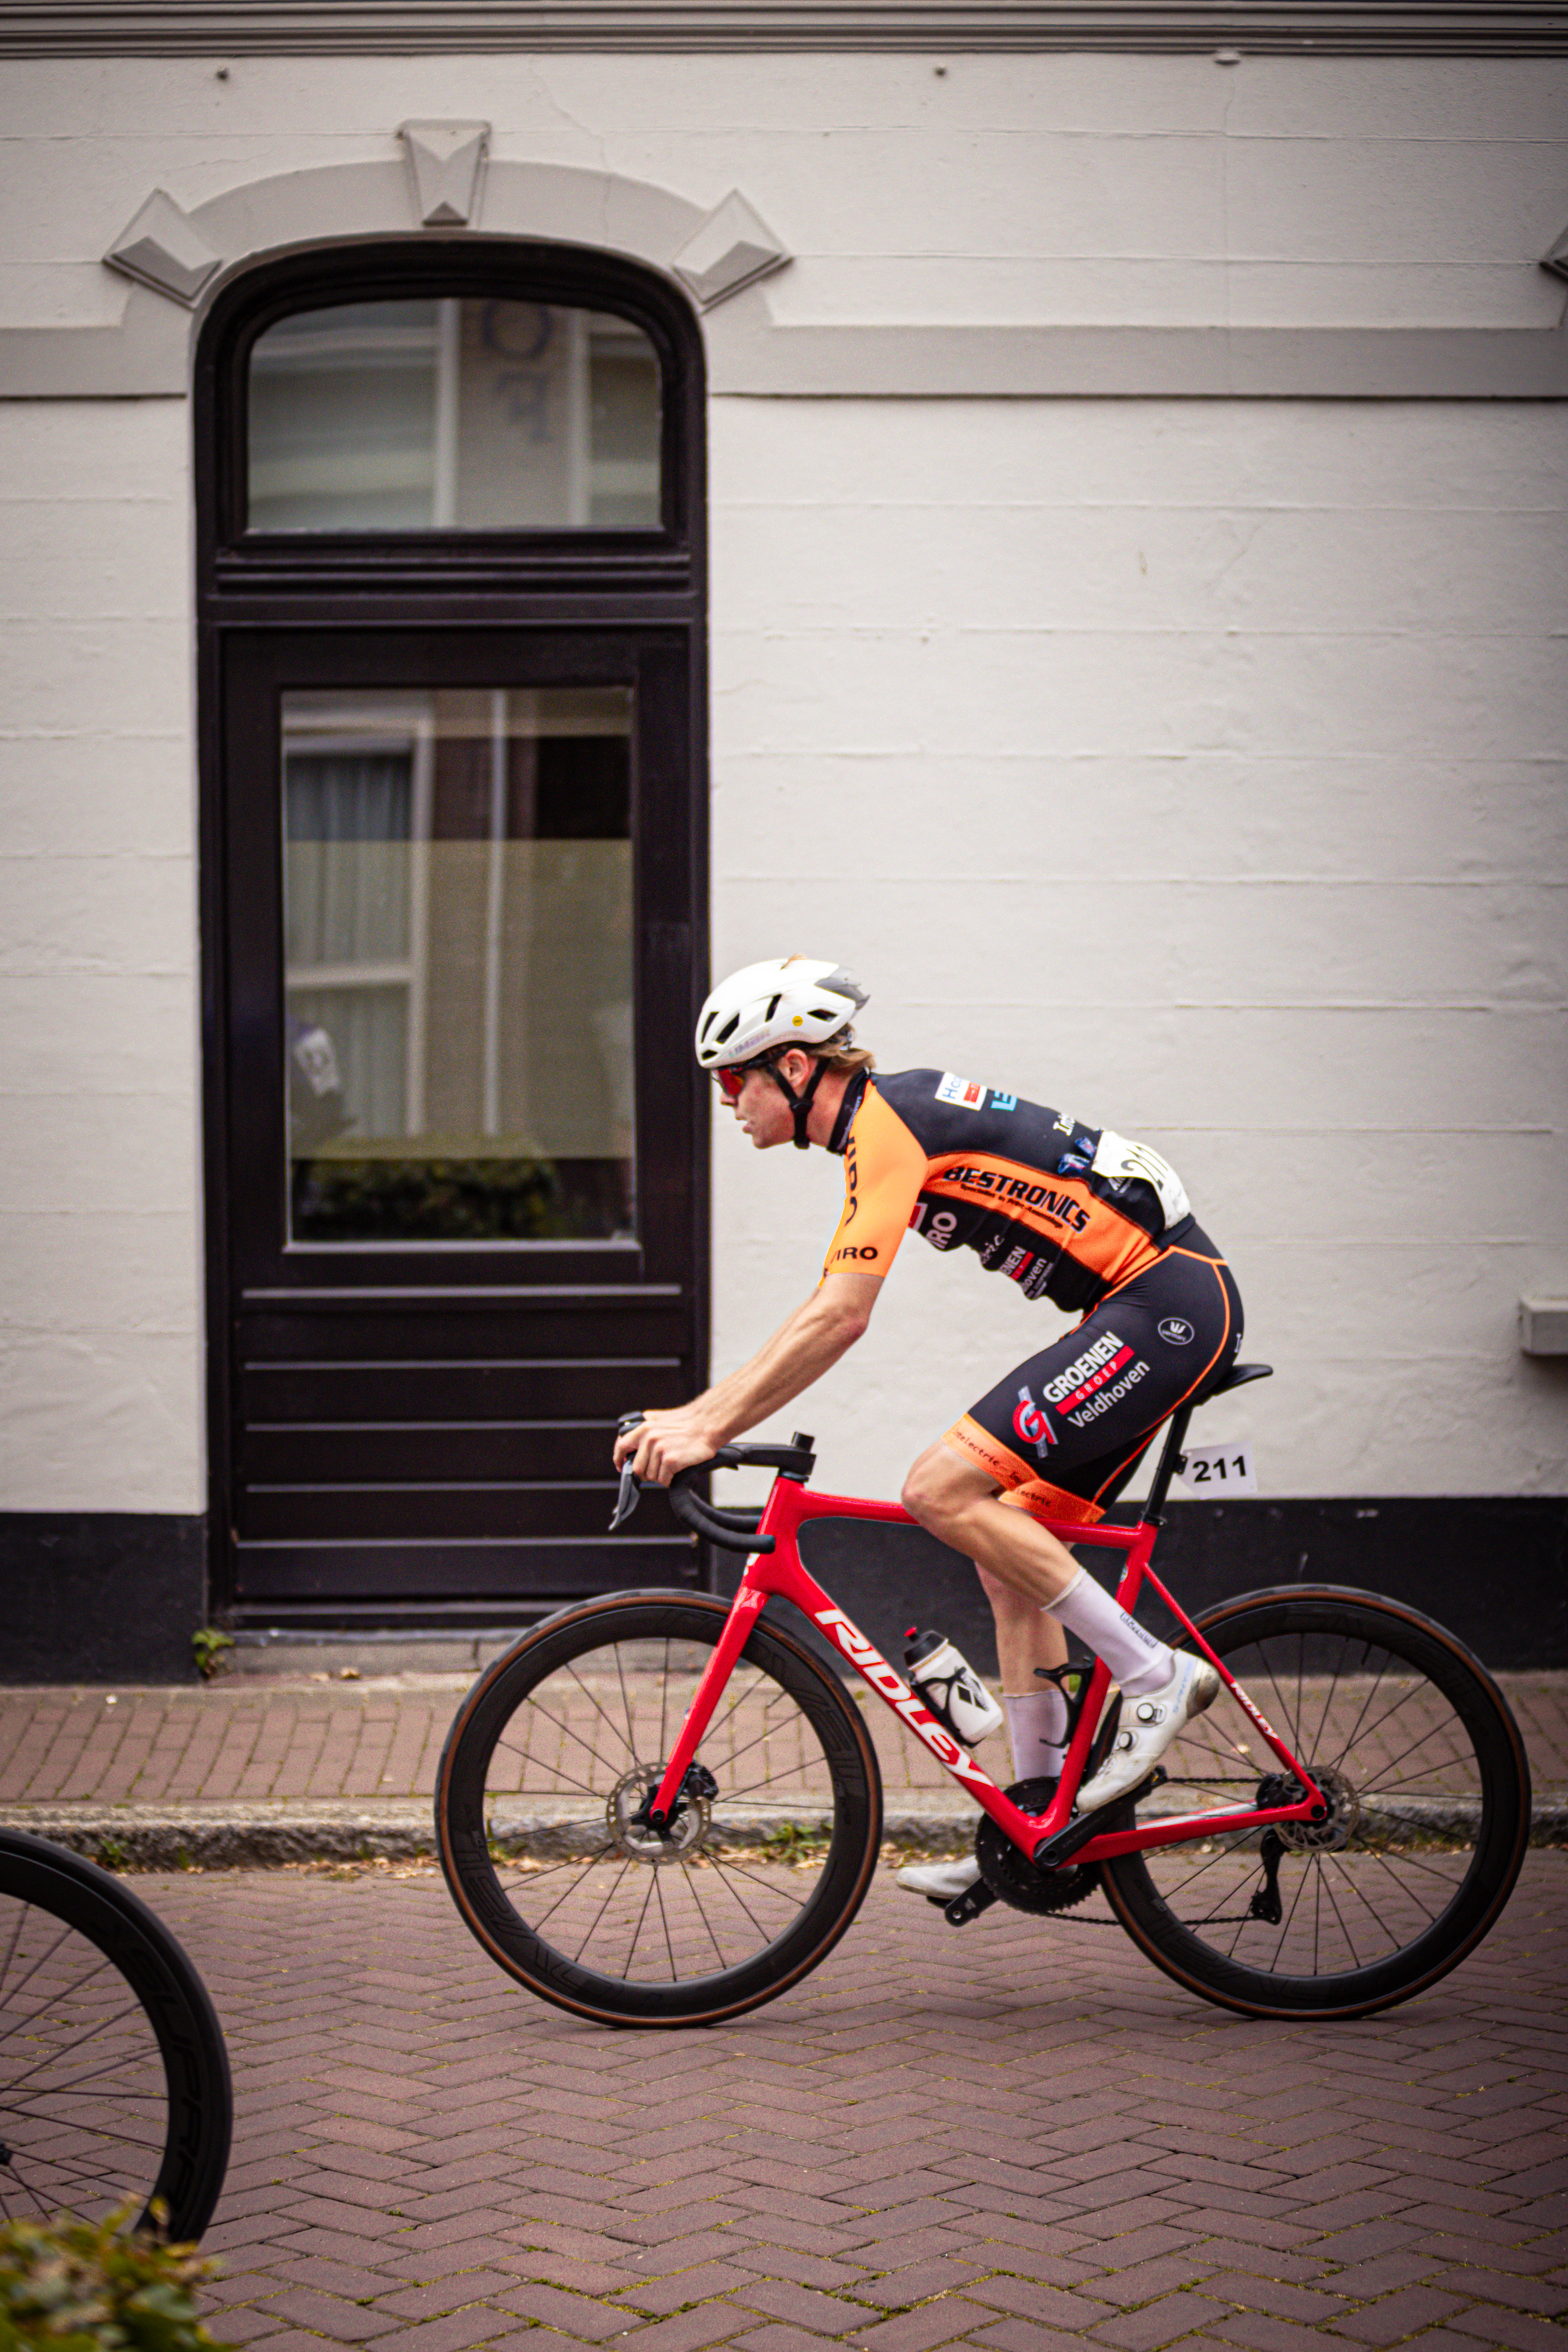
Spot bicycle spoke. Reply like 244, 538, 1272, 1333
528, 1848, 623, 1933
2, 2003, 151, 2099
569, 1858, 637, 1964
495, 1840, 618, 1896
696, 1860, 788, 1944
493, 1693, 629, 1786
652, 1871, 681, 1981
620, 1866, 661, 1978
679, 1864, 731, 1969
564, 1661, 642, 1769
658, 1638, 671, 1766
488, 1733, 606, 1801
1312, 1856, 1367, 1971
699, 1855, 812, 1915
610, 1646, 640, 1766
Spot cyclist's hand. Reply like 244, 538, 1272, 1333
613, 1407, 724, 1486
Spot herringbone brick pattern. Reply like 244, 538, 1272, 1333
140, 1851, 1567, 2352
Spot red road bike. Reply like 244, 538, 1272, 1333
437, 1364, 1530, 2028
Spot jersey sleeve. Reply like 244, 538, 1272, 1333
820, 1086, 930, 1281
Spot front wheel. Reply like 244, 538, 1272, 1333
1101, 1588, 1531, 2020
436, 1592, 883, 2026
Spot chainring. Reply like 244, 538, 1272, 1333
975, 1777, 1103, 1917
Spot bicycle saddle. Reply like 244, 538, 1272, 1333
1207, 1361, 1272, 1397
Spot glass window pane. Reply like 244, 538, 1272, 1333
283, 687, 635, 1243
249, 299, 662, 532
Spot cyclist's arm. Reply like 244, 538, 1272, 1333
615, 1270, 881, 1485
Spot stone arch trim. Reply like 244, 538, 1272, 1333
2, 154, 775, 397
4, 148, 1566, 401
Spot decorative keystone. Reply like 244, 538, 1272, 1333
670, 191, 789, 310
1543, 225, 1568, 283
400, 121, 489, 227
104, 190, 223, 306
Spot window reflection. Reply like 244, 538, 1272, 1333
250, 299, 662, 532
283, 687, 635, 1243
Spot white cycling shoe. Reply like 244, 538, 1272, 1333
895, 1857, 981, 1904
1076, 1653, 1220, 1813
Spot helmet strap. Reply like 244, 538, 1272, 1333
764, 1052, 828, 1149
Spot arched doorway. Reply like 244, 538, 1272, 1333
196, 241, 707, 1632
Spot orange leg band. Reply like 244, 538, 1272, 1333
941, 1415, 1105, 1528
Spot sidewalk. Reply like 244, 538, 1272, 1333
2, 1651, 1566, 1870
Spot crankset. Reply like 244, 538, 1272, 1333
975, 1777, 1104, 1917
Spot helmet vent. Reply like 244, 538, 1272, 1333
699, 1010, 717, 1041
714, 1012, 740, 1044
764, 994, 781, 1022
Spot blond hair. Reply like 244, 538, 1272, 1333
811, 1037, 876, 1078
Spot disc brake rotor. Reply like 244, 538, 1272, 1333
975, 1777, 1102, 1916
606, 1767, 710, 1864
1258, 1765, 1361, 1852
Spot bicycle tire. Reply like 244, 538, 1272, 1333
1100, 1586, 1531, 2020
436, 1591, 882, 2026
0, 1830, 232, 2238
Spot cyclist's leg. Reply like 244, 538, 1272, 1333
905, 1242, 1243, 1798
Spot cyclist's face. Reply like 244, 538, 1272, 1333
721, 1054, 804, 1149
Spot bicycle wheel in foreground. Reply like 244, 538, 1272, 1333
1101, 1587, 1531, 2020
0, 1831, 232, 2237
437, 1592, 882, 2025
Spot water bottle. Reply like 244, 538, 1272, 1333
902, 1628, 1005, 1748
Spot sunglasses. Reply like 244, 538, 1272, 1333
713, 1052, 779, 1102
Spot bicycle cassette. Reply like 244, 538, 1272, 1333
975, 1777, 1102, 1917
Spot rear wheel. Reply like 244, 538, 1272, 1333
436, 1592, 882, 2026
1101, 1587, 1531, 2020
0, 1831, 232, 2238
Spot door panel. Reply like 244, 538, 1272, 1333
214, 627, 703, 1624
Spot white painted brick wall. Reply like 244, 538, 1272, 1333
0, 400, 202, 1511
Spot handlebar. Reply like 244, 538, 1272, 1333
610, 1421, 816, 1554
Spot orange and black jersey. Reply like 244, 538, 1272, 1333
822, 1069, 1196, 1316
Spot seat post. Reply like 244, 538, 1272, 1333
1142, 1403, 1196, 1527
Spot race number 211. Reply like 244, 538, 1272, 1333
1174, 1441, 1258, 1495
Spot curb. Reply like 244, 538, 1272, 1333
5, 1793, 1566, 1872
0, 1798, 986, 1871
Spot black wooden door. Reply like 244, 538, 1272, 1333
209, 625, 702, 1627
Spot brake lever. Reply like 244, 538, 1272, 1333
608, 1411, 647, 1534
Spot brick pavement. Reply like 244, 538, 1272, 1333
2, 1672, 1564, 1812
133, 1850, 1568, 2352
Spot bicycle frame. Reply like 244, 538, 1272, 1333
643, 1478, 1326, 1871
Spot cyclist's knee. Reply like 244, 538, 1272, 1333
901, 1443, 978, 1533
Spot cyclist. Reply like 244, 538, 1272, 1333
614, 956, 1241, 1904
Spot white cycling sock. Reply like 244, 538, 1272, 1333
1003, 1688, 1069, 1782
1044, 1567, 1172, 1697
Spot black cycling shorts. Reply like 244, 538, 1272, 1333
944, 1229, 1242, 1524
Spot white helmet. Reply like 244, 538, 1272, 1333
695, 957, 867, 1071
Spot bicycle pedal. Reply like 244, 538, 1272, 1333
942, 1881, 998, 1926
1031, 1766, 1166, 1872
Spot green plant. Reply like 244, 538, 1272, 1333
190, 1630, 234, 1683
0, 2205, 223, 2352
756, 1820, 831, 1866
93, 1837, 131, 1873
